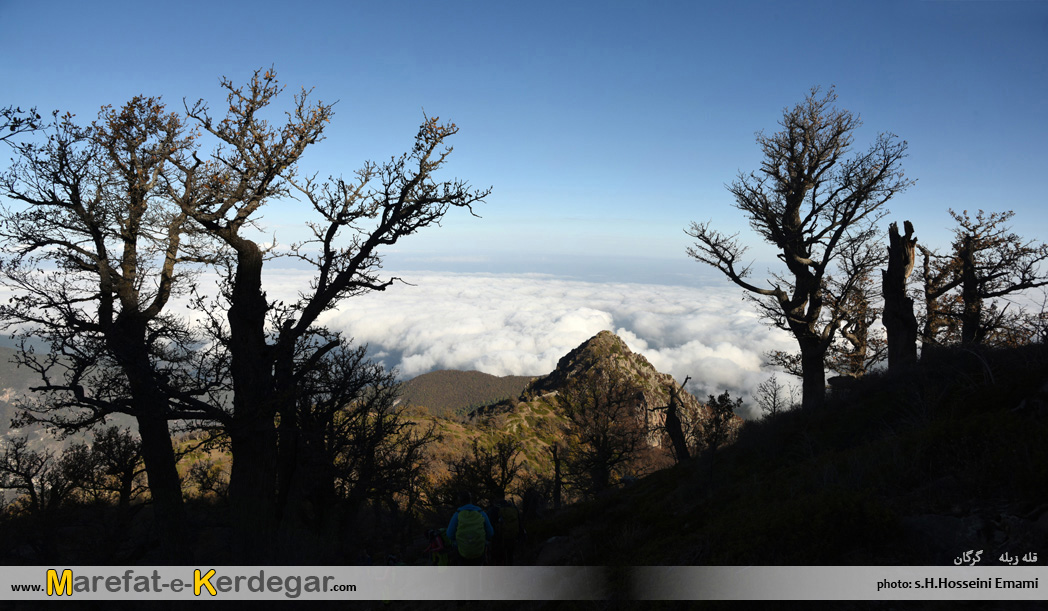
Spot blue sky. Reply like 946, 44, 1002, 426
4, 0, 1046, 283
3, 1, 1047, 394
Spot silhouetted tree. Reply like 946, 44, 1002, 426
442, 435, 523, 506
686, 87, 913, 409
0, 99, 221, 561
914, 210, 1048, 351
755, 374, 795, 418
882, 221, 919, 369
548, 441, 564, 510
287, 337, 436, 537
824, 243, 886, 378
560, 370, 646, 496
1, 68, 489, 562
651, 376, 691, 462
0, 436, 89, 515
696, 391, 742, 483
949, 209, 1048, 346
916, 244, 963, 352
697, 391, 741, 457
83, 426, 147, 509
176, 69, 489, 560
187, 457, 229, 502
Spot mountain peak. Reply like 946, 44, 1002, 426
543, 330, 635, 385
521, 330, 726, 447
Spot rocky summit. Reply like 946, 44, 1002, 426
482, 330, 743, 449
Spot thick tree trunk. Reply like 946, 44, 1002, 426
136, 410, 188, 563
228, 423, 278, 562
799, 340, 827, 410
118, 474, 133, 510
277, 420, 335, 562
591, 462, 610, 495
225, 243, 280, 562
959, 236, 982, 345
111, 322, 189, 564
275, 399, 298, 525
274, 351, 300, 529
665, 378, 690, 462
883, 221, 918, 370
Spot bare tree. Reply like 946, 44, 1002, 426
766, 258, 888, 382
755, 374, 796, 418
83, 426, 147, 509
882, 221, 919, 369
659, 376, 691, 462
187, 457, 229, 502
0, 100, 221, 561
441, 435, 523, 506
0, 436, 89, 515
1, 69, 489, 562
287, 336, 436, 536
949, 209, 1048, 346
686, 87, 913, 409
915, 244, 963, 352
174, 68, 489, 560
824, 242, 887, 378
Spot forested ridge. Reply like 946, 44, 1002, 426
397, 370, 535, 417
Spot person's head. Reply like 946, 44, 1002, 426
457, 490, 472, 506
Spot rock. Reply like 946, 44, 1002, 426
522, 330, 742, 449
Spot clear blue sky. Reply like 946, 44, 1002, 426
3, 0, 1046, 284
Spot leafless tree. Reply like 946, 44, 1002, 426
173, 68, 489, 560
1, 69, 489, 562
286, 336, 436, 539
0, 99, 221, 561
882, 221, 919, 369
915, 244, 963, 352
950, 209, 1048, 346
755, 374, 796, 417
686, 87, 913, 409
441, 435, 523, 506
657, 376, 692, 462
824, 242, 887, 378
82, 426, 147, 509
0, 436, 89, 515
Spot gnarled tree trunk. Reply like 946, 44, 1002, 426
664, 377, 691, 462
882, 221, 918, 370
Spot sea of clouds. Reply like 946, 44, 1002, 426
295, 271, 797, 419
0, 268, 799, 420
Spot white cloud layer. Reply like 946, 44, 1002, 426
0, 268, 799, 420
307, 271, 797, 418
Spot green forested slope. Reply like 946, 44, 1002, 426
397, 369, 535, 417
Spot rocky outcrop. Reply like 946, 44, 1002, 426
523, 330, 741, 448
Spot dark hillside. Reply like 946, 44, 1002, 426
525, 343, 1048, 569
398, 370, 535, 417
2, 341, 1046, 609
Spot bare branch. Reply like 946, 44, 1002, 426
686, 87, 913, 409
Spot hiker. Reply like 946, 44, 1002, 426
423, 528, 452, 566
446, 490, 494, 565
488, 497, 524, 566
